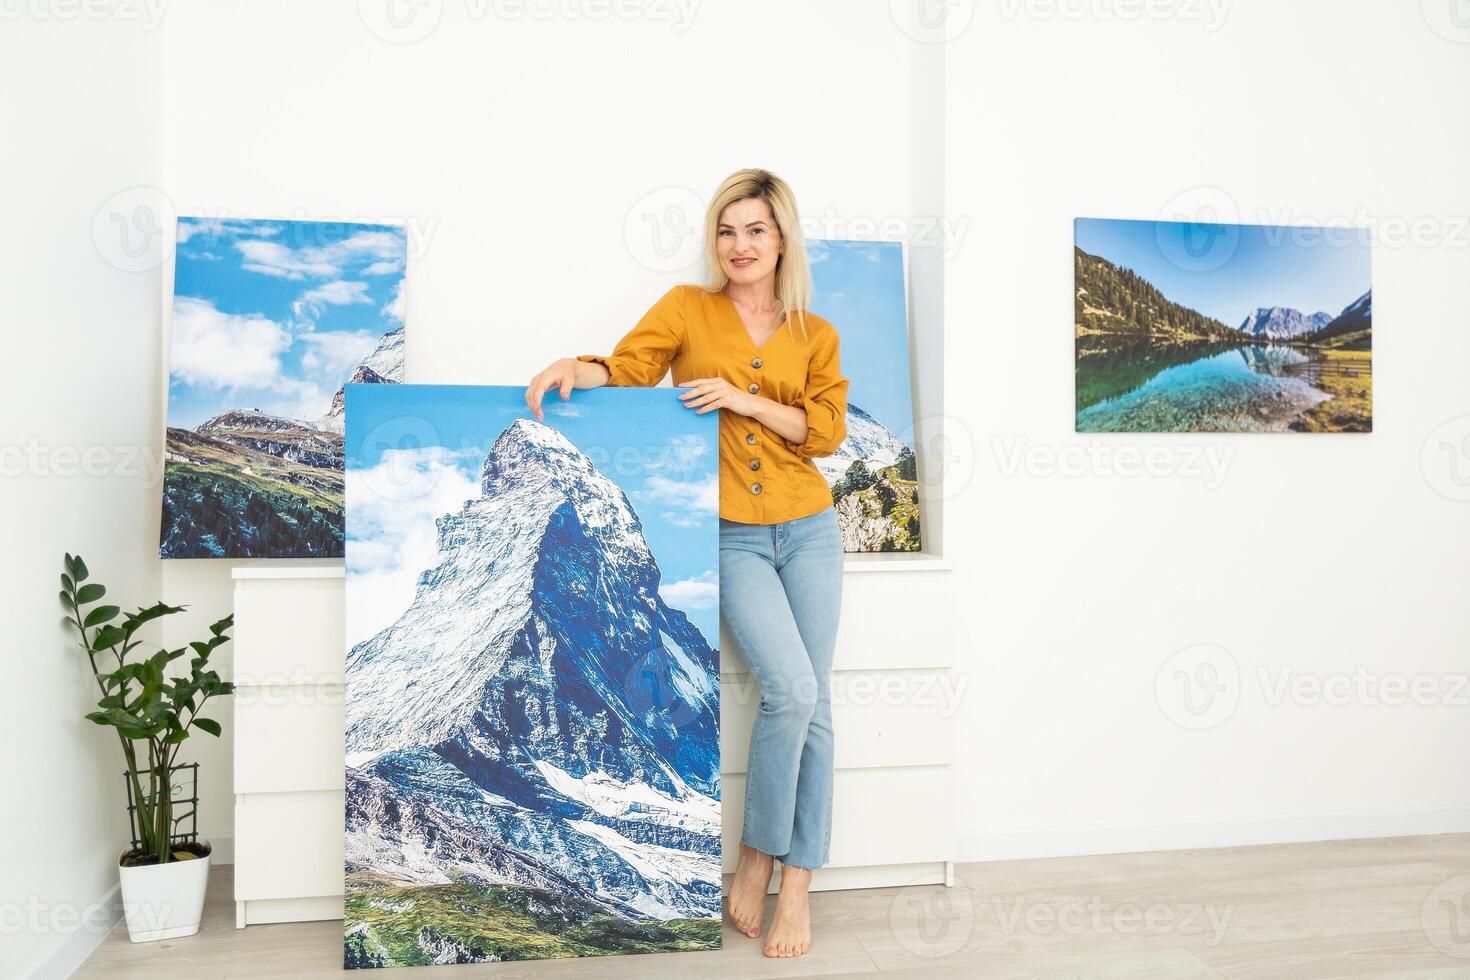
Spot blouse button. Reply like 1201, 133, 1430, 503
749, 459, 761, 471
747, 383, 760, 394
745, 432, 757, 445
751, 482, 763, 495
751, 357, 763, 369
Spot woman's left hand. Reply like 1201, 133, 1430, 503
677, 377, 757, 417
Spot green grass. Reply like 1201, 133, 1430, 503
1297, 349, 1372, 432
344, 876, 720, 967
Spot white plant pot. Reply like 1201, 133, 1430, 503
117, 839, 212, 943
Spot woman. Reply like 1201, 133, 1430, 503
525, 168, 848, 959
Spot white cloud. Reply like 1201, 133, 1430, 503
382, 278, 405, 323
362, 260, 404, 276
237, 239, 338, 280
169, 296, 290, 390
298, 329, 379, 377
640, 473, 719, 514
661, 569, 718, 610
344, 446, 481, 647
301, 280, 371, 306
649, 433, 708, 473
177, 217, 280, 244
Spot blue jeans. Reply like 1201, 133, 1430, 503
719, 504, 843, 869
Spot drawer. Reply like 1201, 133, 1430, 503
720, 766, 953, 871
233, 578, 346, 685
719, 670, 956, 773
234, 791, 345, 901
234, 684, 345, 794
719, 571, 953, 673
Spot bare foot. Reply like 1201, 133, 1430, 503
726, 840, 773, 938
763, 864, 812, 957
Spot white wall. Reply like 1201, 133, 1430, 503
153, 0, 943, 864
946, 0, 1470, 859
1, 14, 164, 980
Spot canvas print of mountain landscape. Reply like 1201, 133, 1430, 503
159, 216, 406, 558
807, 239, 921, 552
1075, 217, 1372, 432
342, 384, 722, 969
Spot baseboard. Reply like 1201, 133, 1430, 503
958, 805, 1470, 863
24, 832, 234, 980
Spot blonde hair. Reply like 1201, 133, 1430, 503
702, 168, 812, 343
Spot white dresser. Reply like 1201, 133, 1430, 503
231, 556, 955, 926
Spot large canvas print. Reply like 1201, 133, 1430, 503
1075, 217, 1372, 432
807, 239, 922, 552
159, 217, 407, 558
342, 385, 721, 968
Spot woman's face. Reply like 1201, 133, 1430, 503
716, 196, 784, 288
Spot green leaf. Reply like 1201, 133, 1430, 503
75, 583, 105, 604
193, 718, 222, 737
58, 590, 72, 610
61, 573, 74, 593
163, 727, 189, 744
72, 556, 89, 582
83, 605, 120, 628
122, 602, 185, 637
91, 626, 127, 651
209, 614, 233, 637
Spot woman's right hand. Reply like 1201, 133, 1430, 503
526, 357, 581, 421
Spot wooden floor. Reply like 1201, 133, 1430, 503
74, 834, 1470, 979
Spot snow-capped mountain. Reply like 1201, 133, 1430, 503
345, 418, 720, 922
1237, 306, 1333, 341
321, 326, 404, 432
815, 403, 909, 484
195, 408, 342, 469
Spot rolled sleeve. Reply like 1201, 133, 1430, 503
782, 324, 850, 459
577, 286, 687, 387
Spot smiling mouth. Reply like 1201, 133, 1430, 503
730, 257, 756, 268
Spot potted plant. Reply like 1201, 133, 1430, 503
59, 553, 233, 943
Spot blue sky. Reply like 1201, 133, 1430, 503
807, 240, 915, 448
166, 217, 406, 428
1075, 218, 1372, 328
343, 384, 720, 646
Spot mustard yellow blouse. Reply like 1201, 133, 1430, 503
578, 284, 849, 525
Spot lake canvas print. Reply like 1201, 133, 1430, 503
1075, 217, 1372, 432
343, 385, 722, 968
159, 216, 406, 558
808, 239, 922, 551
